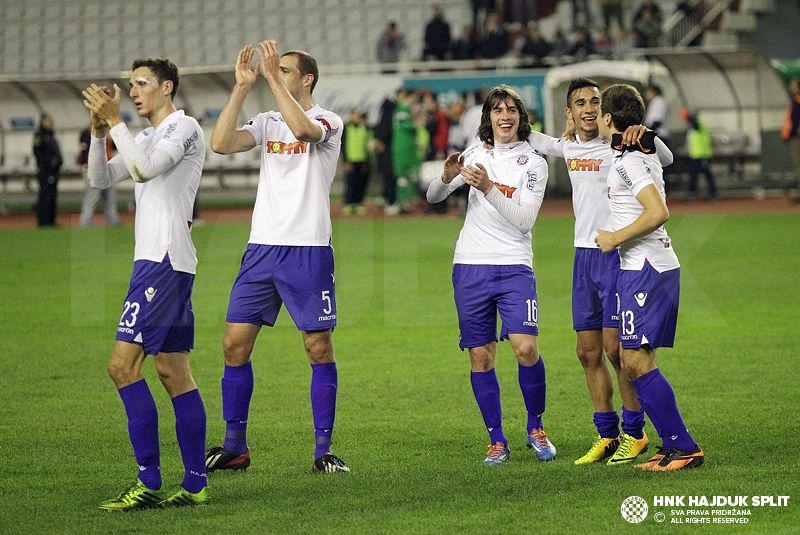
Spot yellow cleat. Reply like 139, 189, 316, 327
574, 435, 620, 464
608, 432, 649, 465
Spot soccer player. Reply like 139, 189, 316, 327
82, 58, 209, 509
206, 42, 348, 473
427, 85, 554, 465
525, 78, 672, 466
595, 83, 704, 471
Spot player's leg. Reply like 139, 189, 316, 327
208, 244, 278, 471
154, 351, 209, 505
604, 326, 649, 465
100, 341, 167, 510
208, 322, 260, 470
618, 266, 702, 470
453, 264, 508, 464
469, 342, 509, 465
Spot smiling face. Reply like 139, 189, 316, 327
129, 67, 171, 119
566, 85, 601, 141
491, 98, 521, 144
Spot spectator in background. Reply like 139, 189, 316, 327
423, 6, 452, 61
390, 88, 420, 214
529, 108, 543, 132
594, 27, 613, 58
374, 89, 399, 210
643, 85, 669, 144
520, 25, 552, 67
680, 107, 717, 201
422, 91, 450, 160
342, 109, 372, 215
452, 25, 478, 60
569, 27, 596, 60
780, 76, 800, 201
479, 12, 510, 59
552, 31, 572, 60
634, 8, 661, 47
79, 125, 120, 227
600, 0, 626, 32
32, 113, 62, 227
633, 0, 662, 27
572, 0, 591, 29
377, 22, 406, 72
612, 27, 635, 60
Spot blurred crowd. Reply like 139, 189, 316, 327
378, 1, 703, 69
341, 86, 543, 215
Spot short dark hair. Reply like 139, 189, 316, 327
132, 57, 180, 98
646, 84, 662, 96
477, 84, 531, 143
282, 50, 319, 94
567, 77, 600, 107
600, 83, 645, 131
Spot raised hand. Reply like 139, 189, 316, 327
442, 152, 464, 183
235, 45, 261, 88
83, 83, 122, 130
256, 40, 281, 81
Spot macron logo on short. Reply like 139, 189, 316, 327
634, 292, 647, 307
145, 287, 157, 302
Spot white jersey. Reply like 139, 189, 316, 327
449, 141, 548, 266
243, 105, 342, 246
607, 150, 679, 272
528, 132, 612, 248
644, 95, 669, 139
109, 111, 204, 274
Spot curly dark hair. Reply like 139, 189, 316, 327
477, 85, 531, 144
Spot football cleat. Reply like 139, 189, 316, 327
312, 453, 350, 473
646, 444, 704, 471
99, 479, 167, 511
634, 447, 667, 470
527, 428, 557, 461
608, 432, 649, 465
574, 435, 620, 465
483, 442, 510, 465
205, 445, 250, 472
159, 486, 210, 507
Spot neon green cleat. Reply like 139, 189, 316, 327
608, 432, 649, 465
574, 435, 620, 465
159, 486, 210, 507
99, 479, 168, 511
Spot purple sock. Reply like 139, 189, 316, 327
593, 411, 620, 439
222, 362, 253, 455
311, 362, 338, 459
118, 379, 161, 491
621, 406, 645, 440
518, 358, 546, 432
471, 369, 506, 446
632, 369, 696, 451
172, 389, 207, 494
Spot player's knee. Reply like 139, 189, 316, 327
576, 343, 603, 369
107, 358, 134, 386
222, 332, 252, 366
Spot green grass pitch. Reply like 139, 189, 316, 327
0, 211, 798, 534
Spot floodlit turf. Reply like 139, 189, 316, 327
0, 212, 798, 534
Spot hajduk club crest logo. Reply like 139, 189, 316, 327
621, 496, 648, 523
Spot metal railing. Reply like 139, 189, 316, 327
660, 0, 737, 48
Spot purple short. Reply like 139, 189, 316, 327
116, 255, 195, 355
226, 244, 337, 331
617, 262, 680, 350
452, 264, 539, 351
572, 247, 621, 331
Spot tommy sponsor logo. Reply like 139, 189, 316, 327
267, 140, 308, 155
493, 182, 517, 198
568, 158, 603, 172
634, 292, 648, 307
